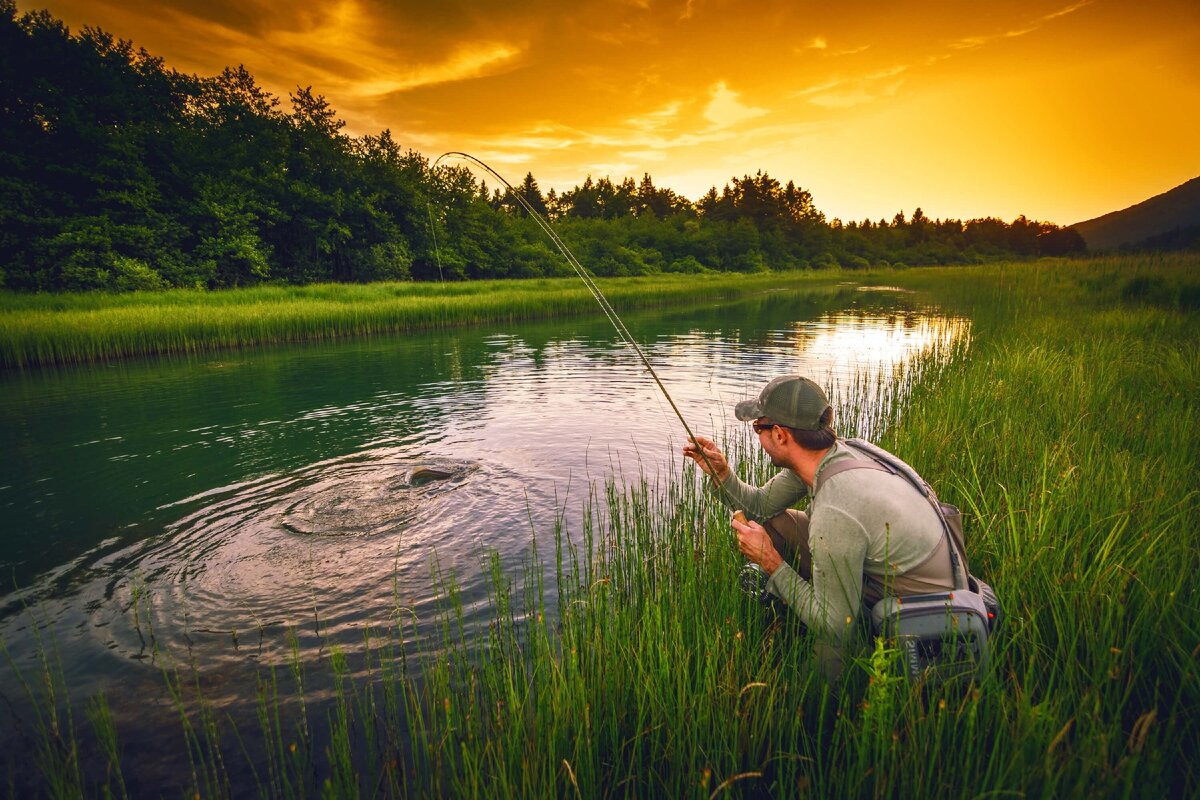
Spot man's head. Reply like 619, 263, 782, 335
735, 376, 836, 452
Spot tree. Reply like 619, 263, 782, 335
517, 171, 548, 217
0, 3, 1105, 291
636, 173, 689, 219
908, 207, 930, 244
783, 180, 822, 224
561, 176, 598, 219
1037, 224, 1086, 256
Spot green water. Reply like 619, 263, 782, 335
0, 286, 967, 756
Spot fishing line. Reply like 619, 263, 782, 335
429, 151, 730, 490
426, 203, 445, 282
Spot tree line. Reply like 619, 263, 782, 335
0, 2, 1085, 292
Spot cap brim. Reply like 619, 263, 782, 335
734, 399, 764, 421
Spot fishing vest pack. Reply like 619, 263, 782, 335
816, 438, 1002, 683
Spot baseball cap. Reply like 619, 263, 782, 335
734, 376, 831, 431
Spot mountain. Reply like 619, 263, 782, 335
1070, 177, 1200, 251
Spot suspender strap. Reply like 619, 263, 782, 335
813, 456, 889, 495
814, 440, 969, 590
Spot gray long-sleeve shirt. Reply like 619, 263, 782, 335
719, 440, 946, 647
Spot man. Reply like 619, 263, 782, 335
682, 375, 956, 675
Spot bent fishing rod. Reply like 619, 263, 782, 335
429, 152, 776, 531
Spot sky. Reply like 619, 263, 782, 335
26, 0, 1200, 225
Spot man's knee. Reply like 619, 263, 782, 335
765, 510, 812, 580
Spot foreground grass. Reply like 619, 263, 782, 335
0, 272, 848, 368
5, 254, 1198, 797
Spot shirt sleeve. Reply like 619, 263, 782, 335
716, 468, 809, 521
764, 504, 867, 647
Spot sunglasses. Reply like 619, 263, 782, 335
752, 421, 777, 434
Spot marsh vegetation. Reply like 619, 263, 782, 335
3, 254, 1197, 797
0, 271, 847, 368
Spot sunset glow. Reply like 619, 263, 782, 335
29, 0, 1200, 224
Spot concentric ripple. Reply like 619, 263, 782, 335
0, 303, 970, 689
86, 449, 519, 669
277, 462, 471, 537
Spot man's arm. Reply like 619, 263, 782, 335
764, 505, 868, 646
683, 435, 808, 518
719, 469, 809, 520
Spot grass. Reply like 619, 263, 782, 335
0, 271, 849, 368
2, 253, 1198, 797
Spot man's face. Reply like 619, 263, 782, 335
754, 418, 786, 467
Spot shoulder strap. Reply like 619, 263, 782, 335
813, 456, 889, 495
824, 438, 971, 590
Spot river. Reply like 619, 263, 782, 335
0, 282, 968, 792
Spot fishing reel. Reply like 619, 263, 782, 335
738, 561, 772, 604
732, 510, 773, 604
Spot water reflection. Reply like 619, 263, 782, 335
0, 290, 969, 694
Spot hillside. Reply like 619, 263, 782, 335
1072, 177, 1200, 251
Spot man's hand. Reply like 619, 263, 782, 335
731, 515, 783, 575
682, 436, 731, 482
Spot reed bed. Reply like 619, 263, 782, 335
0, 272, 843, 368
4, 255, 1198, 797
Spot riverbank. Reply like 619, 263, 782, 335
5, 253, 1198, 797
0, 271, 849, 369
403, 253, 1197, 798
5, 255, 1194, 370
403, 254, 1198, 797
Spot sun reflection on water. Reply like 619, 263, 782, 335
0, 294, 971, 704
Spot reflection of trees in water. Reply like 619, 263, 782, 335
0, 283, 979, 796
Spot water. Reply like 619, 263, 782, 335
0, 285, 967, 787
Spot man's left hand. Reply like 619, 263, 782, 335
731, 516, 783, 575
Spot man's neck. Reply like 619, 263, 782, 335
788, 444, 834, 488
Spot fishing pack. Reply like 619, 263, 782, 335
820, 438, 1001, 683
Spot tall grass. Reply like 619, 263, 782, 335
0, 272, 846, 368
3, 254, 1197, 797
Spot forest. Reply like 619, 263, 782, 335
0, 2, 1087, 293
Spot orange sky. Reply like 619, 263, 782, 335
25, 0, 1200, 224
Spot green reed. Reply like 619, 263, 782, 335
3, 254, 1196, 797
0, 272, 844, 368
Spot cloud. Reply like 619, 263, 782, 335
833, 44, 871, 56
1042, 0, 1094, 22
797, 39, 870, 57
345, 42, 522, 98
622, 149, 669, 162
625, 101, 684, 132
806, 89, 876, 109
72, 0, 528, 104
245, 2, 526, 97
795, 65, 907, 108
866, 65, 908, 81
795, 78, 845, 97
442, 106, 767, 188
587, 161, 639, 176
949, 35, 988, 51
703, 81, 769, 129
949, 0, 1093, 50
468, 150, 534, 166
479, 121, 738, 159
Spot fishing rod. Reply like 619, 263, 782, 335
432, 153, 787, 604
429, 152, 715, 468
